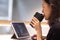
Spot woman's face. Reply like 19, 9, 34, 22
42, 0, 52, 20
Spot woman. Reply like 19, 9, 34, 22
30, 0, 60, 40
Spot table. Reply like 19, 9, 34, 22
0, 34, 16, 40
0, 34, 32, 40
0, 34, 46, 40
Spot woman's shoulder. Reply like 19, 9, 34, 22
51, 22, 60, 29
47, 22, 60, 40
54, 22, 60, 26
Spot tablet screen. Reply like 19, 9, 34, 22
12, 23, 30, 37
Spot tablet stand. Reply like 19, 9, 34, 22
11, 34, 23, 40
11, 34, 17, 39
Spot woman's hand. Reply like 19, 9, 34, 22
30, 17, 41, 30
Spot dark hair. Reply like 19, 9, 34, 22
44, 0, 60, 27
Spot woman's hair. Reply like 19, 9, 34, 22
44, 0, 60, 27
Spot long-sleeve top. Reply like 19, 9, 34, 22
47, 22, 60, 40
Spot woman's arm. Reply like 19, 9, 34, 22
36, 28, 42, 40
30, 17, 42, 40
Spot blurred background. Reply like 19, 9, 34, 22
0, 0, 49, 40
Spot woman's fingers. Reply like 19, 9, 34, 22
33, 17, 39, 23
32, 17, 40, 24
30, 22, 35, 27
30, 17, 40, 27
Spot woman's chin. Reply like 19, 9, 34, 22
45, 17, 49, 20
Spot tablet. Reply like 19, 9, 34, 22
12, 23, 30, 39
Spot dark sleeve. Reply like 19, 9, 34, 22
46, 23, 60, 40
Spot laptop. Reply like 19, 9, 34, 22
12, 22, 32, 40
